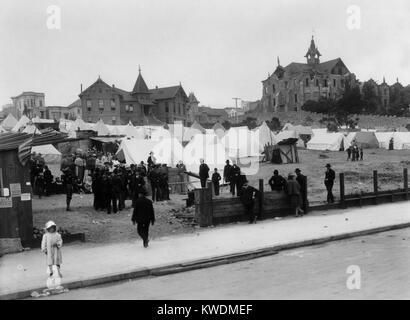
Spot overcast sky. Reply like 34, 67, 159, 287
1, 0, 409, 110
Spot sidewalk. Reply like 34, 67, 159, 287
1, 201, 410, 299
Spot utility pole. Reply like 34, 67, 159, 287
232, 97, 241, 124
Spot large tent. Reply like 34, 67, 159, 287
11, 115, 31, 132
392, 132, 410, 150
345, 132, 379, 148
307, 132, 346, 151
183, 134, 231, 173
221, 126, 261, 158
31, 144, 62, 164
68, 118, 90, 131
1, 113, 18, 130
116, 137, 183, 166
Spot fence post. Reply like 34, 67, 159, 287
404, 168, 408, 200
373, 170, 378, 204
194, 183, 213, 227
259, 179, 264, 218
339, 173, 345, 208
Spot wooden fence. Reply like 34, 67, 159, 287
194, 168, 409, 227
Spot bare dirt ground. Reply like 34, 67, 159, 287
32, 148, 410, 244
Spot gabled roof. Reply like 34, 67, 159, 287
282, 58, 348, 77
132, 72, 150, 94
149, 85, 186, 100
68, 99, 81, 108
79, 77, 114, 97
189, 92, 199, 103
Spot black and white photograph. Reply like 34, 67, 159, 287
0, 0, 410, 306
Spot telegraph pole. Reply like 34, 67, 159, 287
232, 97, 241, 124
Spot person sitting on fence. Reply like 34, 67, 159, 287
239, 180, 259, 224
212, 168, 221, 196
268, 170, 286, 192
286, 173, 304, 217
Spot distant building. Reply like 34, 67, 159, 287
0, 103, 18, 120
241, 100, 260, 113
11, 92, 46, 119
46, 106, 70, 120
187, 92, 200, 124
261, 36, 356, 113
225, 107, 245, 120
359, 78, 391, 113
196, 106, 228, 124
67, 99, 82, 120
79, 69, 190, 125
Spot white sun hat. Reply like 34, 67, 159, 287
45, 221, 57, 229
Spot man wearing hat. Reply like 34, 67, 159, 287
295, 168, 308, 213
132, 188, 155, 248
199, 158, 210, 189
239, 180, 259, 224
324, 164, 335, 203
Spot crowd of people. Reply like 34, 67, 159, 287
346, 142, 364, 161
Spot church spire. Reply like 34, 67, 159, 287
277, 56, 280, 66
305, 35, 321, 65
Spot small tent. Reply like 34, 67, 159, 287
116, 139, 158, 164
307, 132, 346, 151
22, 123, 41, 135
93, 119, 111, 136
254, 121, 276, 152
31, 144, 62, 164
1, 113, 18, 130
375, 132, 394, 149
12, 115, 31, 132
392, 132, 410, 150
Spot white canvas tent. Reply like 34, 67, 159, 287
212, 122, 225, 139
375, 132, 394, 149
183, 134, 231, 173
307, 132, 346, 151
1, 113, 18, 130
22, 123, 41, 135
254, 121, 276, 151
12, 115, 30, 132
221, 127, 261, 158
393, 132, 410, 150
93, 119, 111, 136
32, 144, 62, 164
0, 124, 6, 133
68, 118, 90, 131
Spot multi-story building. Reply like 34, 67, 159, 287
359, 78, 391, 113
79, 70, 190, 125
261, 36, 356, 113
11, 92, 46, 119
46, 106, 70, 120
67, 99, 82, 120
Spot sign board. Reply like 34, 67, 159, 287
10, 183, 22, 197
0, 197, 12, 208
21, 193, 31, 201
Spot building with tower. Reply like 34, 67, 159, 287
78, 68, 190, 125
261, 36, 357, 113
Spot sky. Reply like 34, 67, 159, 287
1, 0, 410, 110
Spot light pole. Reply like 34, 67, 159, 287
232, 97, 241, 124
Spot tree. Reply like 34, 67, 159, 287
361, 81, 379, 114
268, 117, 282, 131
301, 98, 335, 114
221, 120, 231, 130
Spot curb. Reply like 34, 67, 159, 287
2, 221, 410, 300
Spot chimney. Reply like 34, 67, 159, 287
155, 86, 158, 89
80, 84, 83, 93
112, 84, 115, 88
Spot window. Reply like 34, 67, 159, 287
324, 79, 328, 87
110, 99, 116, 110
39, 100, 43, 107
272, 84, 276, 93
112, 116, 116, 124
306, 78, 309, 86
129, 105, 134, 112
165, 102, 169, 113
98, 99, 104, 110
284, 81, 288, 88
333, 79, 336, 87
87, 117, 92, 122
294, 94, 298, 103
273, 98, 276, 106
316, 79, 319, 87
99, 88, 102, 93
264, 87, 268, 94
86, 100, 92, 111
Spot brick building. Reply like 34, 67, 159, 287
79, 69, 190, 125
261, 36, 356, 113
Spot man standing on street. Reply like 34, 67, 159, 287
212, 168, 221, 196
132, 189, 155, 248
199, 158, 210, 189
324, 164, 335, 203
240, 180, 259, 224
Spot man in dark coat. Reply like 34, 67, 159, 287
211, 168, 221, 196
295, 168, 308, 213
324, 164, 335, 203
223, 160, 232, 184
110, 170, 122, 213
347, 146, 352, 161
62, 168, 74, 211
230, 164, 241, 196
240, 181, 259, 224
43, 165, 53, 196
268, 170, 286, 192
199, 159, 210, 189
148, 166, 161, 202
132, 189, 155, 248
92, 168, 103, 210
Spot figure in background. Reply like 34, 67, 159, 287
199, 158, 210, 189
268, 170, 286, 192
324, 164, 335, 204
212, 168, 221, 196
